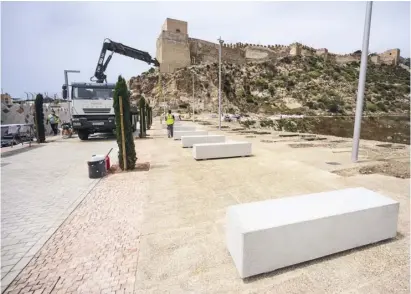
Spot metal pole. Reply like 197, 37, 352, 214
218, 37, 224, 130
352, 1, 373, 163
64, 70, 70, 120
192, 74, 195, 122
64, 70, 80, 122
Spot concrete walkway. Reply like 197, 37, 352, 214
134, 121, 410, 293
1, 136, 118, 293
2, 120, 409, 293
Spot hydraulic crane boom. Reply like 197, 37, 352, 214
91, 38, 160, 83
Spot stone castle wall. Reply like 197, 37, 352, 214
189, 38, 246, 65
157, 18, 401, 73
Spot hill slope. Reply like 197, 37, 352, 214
129, 55, 410, 115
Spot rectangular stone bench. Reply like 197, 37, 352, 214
193, 142, 251, 160
181, 135, 225, 148
174, 130, 207, 140
225, 187, 399, 278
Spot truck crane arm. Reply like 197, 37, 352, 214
91, 38, 160, 83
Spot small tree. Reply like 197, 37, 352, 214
113, 75, 137, 170
34, 94, 45, 143
139, 97, 147, 138
146, 103, 152, 130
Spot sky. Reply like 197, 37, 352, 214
1, 1, 410, 99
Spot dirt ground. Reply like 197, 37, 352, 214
201, 115, 410, 145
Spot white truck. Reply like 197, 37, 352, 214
64, 82, 134, 140
62, 38, 159, 140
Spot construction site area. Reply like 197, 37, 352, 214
1, 114, 410, 293
1, 5, 410, 294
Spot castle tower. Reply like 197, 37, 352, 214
378, 49, 400, 66
289, 43, 302, 56
156, 18, 191, 73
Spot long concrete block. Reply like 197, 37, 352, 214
225, 187, 399, 278
174, 130, 207, 140
193, 142, 252, 160
181, 135, 225, 148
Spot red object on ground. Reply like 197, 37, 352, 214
105, 155, 111, 171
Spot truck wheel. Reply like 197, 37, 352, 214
78, 130, 89, 141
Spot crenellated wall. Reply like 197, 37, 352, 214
335, 53, 361, 64
156, 18, 401, 73
189, 38, 246, 65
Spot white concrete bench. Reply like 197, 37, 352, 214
181, 135, 225, 148
174, 130, 207, 140
193, 142, 251, 160
225, 187, 399, 278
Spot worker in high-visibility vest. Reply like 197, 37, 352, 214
165, 110, 175, 138
46, 110, 60, 136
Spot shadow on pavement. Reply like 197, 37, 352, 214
1, 144, 45, 158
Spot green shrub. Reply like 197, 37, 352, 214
237, 89, 245, 97
179, 102, 189, 109
305, 101, 318, 110
260, 119, 274, 128
240, 120, 256, 128
365, 101, 378, 112
376, 101, 388, 112
113, 75, 137, 170
277, 119, 298, 132
34, 94, 45, 143
254, 78, 269, 89
268, 85, 276, 96
308, 71, 321, 79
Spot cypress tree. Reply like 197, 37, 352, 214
146, 103, 151, 130
34, 94, 45, 143
113, 75, 137, 170
149, 106, 153, 127
139, 97, 146, 138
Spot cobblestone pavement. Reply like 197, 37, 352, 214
1, 136, 118, 292
2, 121, 409, 293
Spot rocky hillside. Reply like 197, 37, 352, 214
129, 55, 410, 115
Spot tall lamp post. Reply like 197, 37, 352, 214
351, 1, 373, 162
192, 73, 195, 122
64, 70, 81, 121
218, 37, 224, 130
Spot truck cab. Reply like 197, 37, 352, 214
63, 82, 137, 140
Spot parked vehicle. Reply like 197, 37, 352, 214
62, 38, 159, 141
1, 124, 34, 147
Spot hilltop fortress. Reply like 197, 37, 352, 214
156, 18, 400, 73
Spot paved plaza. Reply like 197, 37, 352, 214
1, 119, 409, 293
